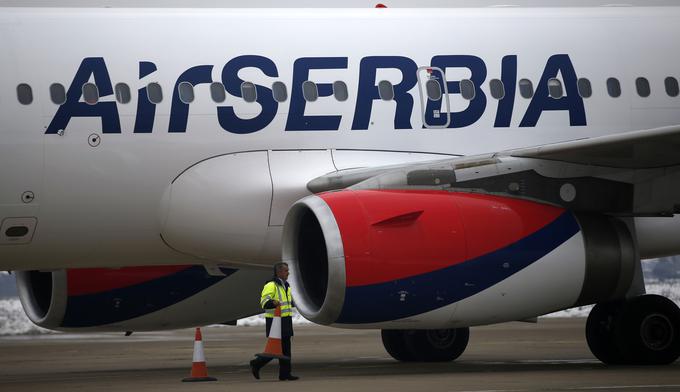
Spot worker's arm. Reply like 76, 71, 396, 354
262, 300, 279, 309
260, 282, 280, 309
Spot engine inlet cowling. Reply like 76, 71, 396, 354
283, 190, 568, 327
15, 266, 270, 332
16, 270, 67, 329
283, 190, 636, 328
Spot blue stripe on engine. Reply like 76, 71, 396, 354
62, 266, 237, 327
335, 211, 581, 324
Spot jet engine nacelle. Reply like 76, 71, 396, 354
283, 190, 636, 328
16, 266, 269, 331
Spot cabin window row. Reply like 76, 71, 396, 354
492, 76, 680, 100
15, 76, 680, 106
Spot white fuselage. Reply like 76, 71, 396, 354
1, 3, 680, 270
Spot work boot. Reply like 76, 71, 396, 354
249, 360, 260, 380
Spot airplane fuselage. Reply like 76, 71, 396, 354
1, 3, 680, 270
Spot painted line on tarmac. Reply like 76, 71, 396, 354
517, 359, 600, 364
566, 385, 680, 390
338, 356, 386, 362
457, 389, 524, 392
457, 385, 680, 392
465, 359, 599, 365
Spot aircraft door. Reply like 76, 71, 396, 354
417, 66, 450, 128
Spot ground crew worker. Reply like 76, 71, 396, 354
249, 262, 299, 381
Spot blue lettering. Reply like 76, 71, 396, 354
428, 55, 487, 129
352, 56, 417, 130
46, 58, 120, 134
218, 55, 278, 134
45, 53, 587, 135
169, 65, 214, 132
494, 55, 517, 127
285, 57, 348, 131
520, 54, 586, 127
133, 61, 158, 133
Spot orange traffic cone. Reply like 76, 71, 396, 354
182, 327, 217, 382
256, 306, 290, 359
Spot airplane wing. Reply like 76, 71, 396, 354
504, 124, 680, 169
309, 125, 680, 216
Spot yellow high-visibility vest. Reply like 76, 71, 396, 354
260, 280, 293, 318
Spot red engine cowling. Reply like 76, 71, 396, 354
283, 190, 636, 328
16, 265, 269, 331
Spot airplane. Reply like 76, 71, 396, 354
1, 0, 680, 366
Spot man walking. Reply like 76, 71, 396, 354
250, 262, 299, 381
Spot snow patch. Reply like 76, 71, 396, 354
0, 299, 50, 336
545, 280, 680, 318
235, 313, 313, 327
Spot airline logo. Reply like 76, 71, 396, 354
46, 54, 586, 135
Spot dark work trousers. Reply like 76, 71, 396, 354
252, 336, 292, 378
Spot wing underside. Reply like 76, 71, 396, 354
506, 124, 680, 169
309, 125, 680, 216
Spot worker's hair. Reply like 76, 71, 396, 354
273, 262, 288, 276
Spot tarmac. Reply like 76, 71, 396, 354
1, 318, 679, 392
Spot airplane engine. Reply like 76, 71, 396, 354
283, 190, 636, 329
15, 266, 268, 332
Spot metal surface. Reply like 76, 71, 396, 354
509, 124, 680, 169
160, 152, 275, 264
575, 214, 636, 306
283, 195, 346, 325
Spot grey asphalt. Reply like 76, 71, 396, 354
0, 318, 679, 392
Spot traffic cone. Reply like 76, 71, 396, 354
256, 306, 290, 359
182, 327, 217, 382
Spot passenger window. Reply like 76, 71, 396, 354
210, 82, 226, 103
302, 81, 318, 102
147, 82, 163, 104
635, 77, 651, 98
665, 77, 680, 97
577, 78, 592, 98
378, 80, 394, 101
82, 83, 99, 105
519, 79, 533, 98
114, 83, 131, 104
460, 79, 475, 100
178, 82, 195, 104
548, 78, 563, 99
272, 81, 288, 102
241, 82, 257, 103
17, 84, 33, 105
333, 81, 349, 102
50, 83, 67, 105
489, 79, 504, 100
607, 78, 621, 98
425, 79, 442, 101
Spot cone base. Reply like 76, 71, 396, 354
256, 352, 290, 360
182, 376, 218, 382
